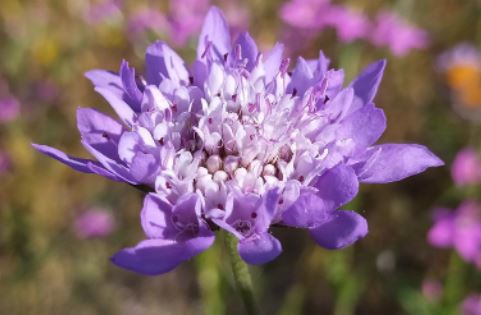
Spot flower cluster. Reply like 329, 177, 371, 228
428, 201, 481, 268
34, 7, 442, 275
280, 0, 429, 56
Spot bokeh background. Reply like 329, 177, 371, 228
1, 0, 480, 314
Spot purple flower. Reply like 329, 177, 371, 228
0, 96, 20, 123
451, 148, 481, 186
369, 10, 429, 56
462, 294, 481, 315
84, 0, 123, 25
126, 8, 168, 41
323, 5, 370, 43
280, 0, 330, 30
428, 201, 481, 268
280, 0, 369, 44
34, 7, 442, 275
167, 0, 210, 47
74, 207, 116, 239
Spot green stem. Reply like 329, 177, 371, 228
224, 232, 260, 315
443, 252, 465, 308
196, 240, 225, 315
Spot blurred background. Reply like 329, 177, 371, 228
1, 0, 481, 314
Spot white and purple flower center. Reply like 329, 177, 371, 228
133, 53, 329, 215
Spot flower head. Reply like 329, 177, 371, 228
428, 201, 481, 268
451, 148, 481, 186
74, 207, 116, 239
0, 96, 20, 123
34, 7, 443, 275
280, 0, 369, 45
462, 294, 481, 315
369, 10, 429, 56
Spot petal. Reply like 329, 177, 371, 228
350, 59, 386, 106
173, 193, 202, 218
141, 193, 173, 238
111, 236, 215, 275
145, 41, 189, 85
84, 69, 123, 94
77, 107, 123, 137
238, 233, 282, 265
282, 191, 331, 228
313, 163, 359, 209
264, 42, 284, 83
288, 57, 313, 95
77, 107, 123, 159
190, 60, 208, 87
337, 103, 386, 151
309, 210, 368, 249
233, 32, 258, 70
130, 152, 158, 183
353, 144, 444, 183
197, 6, 231, 60
427, 213, 455, 248
120, 60, 143, 110
318, 87, 354, 120
87, 161, 123, 181
81, 140, 137, 184
117, 131, 141, 164
95, 87, 136, 126
32, 143, 95, 173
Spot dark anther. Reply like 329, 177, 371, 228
101, 132, 109, 139
158, 138, 164, 145
166, 182, 172, 189
292, 88, 297, 97
298, 175, 305, 183
223, 53, 229, 62
189, 76, 194, 85
208, 117, 213, 124
251, 212, 257, 219
232, 94, 237, 102
217, 203, 225, 210
234, 220, 252, 235
324, 95, 330, 104
278, 198, 284, 204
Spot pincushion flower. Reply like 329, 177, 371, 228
462, 294, 481, 315
280, 0, 369, 44
74, 207, 116, 239
34, 7, 443, 275
369, 10, 429, 56
451, 148, 481, 186
428, 201, 481, 268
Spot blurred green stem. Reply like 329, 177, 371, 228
196, 240, 225, 315
443, 252, 465, 306
224, 232, 260, 315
